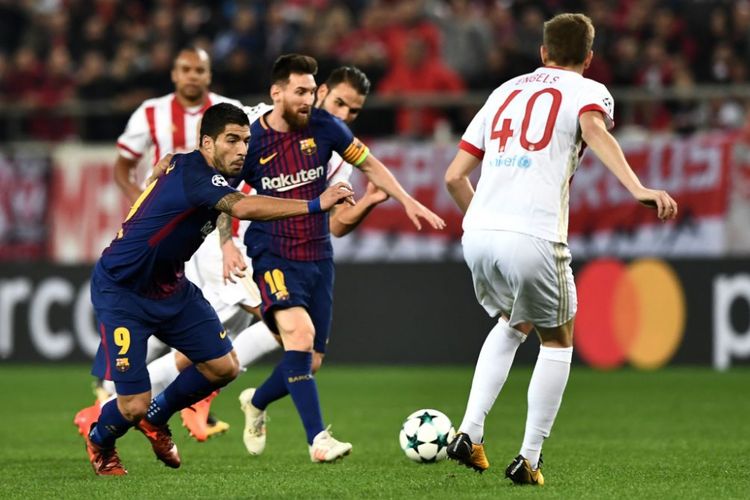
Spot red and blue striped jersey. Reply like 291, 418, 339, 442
95, 151, 237, 298
241, 107, 369, 261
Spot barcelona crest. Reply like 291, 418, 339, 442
116, 358, 130, 372
299, 138, 317, 156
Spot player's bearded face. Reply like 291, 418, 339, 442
278, 74, 316, 131
281, 98, 311, 130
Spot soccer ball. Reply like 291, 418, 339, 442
399, 409, 456, 463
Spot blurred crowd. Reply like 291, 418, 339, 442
0, 0, 748, 141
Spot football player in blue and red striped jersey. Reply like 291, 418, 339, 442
82, 102, 354, 475
232, 54, 446, 462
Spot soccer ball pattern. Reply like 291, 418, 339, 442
399, 409, 456, 463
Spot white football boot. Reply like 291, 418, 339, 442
308, 426, 352, 463
239, 388, 267, 455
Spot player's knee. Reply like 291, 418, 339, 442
196, 355, 240, 386
311, 352, 324, 374
212, 359, 241, 385
281, 330, 314, 352
118, 394, 150, 421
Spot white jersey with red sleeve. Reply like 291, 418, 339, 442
326, 151, 353, 186
460, 66, 614, 244
117, 92, 243, 188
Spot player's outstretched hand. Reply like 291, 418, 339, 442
404, 199, 446, 231
634, 187, 678, 220
319, 182, 356, 211
222, 239, 248, 284
145, 153, 174, 185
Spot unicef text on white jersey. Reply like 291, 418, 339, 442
491, 154, 533, 169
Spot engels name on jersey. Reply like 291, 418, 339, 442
514, 71, 560, 85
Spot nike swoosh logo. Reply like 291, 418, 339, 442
275, 179, 315, 192
259, 153, 278, 165
219, 330, 227, 339
165, 165, 174, 174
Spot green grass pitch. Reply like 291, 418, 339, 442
0, 364, 748, 499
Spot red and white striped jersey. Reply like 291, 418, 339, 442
460, 66, 614, 244
117, 92, 243, 188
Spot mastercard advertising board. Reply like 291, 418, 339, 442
573, 258, 750, 370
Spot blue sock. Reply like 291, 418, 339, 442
145, 365, 215, 426
251, 363, 290, 410
282, 350, 324, 444
89, 399, 134, 448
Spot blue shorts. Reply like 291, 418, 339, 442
253, 253, 334, 354
90, 273, 233, 395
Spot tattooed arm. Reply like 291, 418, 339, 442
216, 211, 246, 284
217, 212, 233, 245
214, 183, 356, 221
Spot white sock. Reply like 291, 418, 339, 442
520, 345, 573, 469
232, 321, 281, 369
459, 318, 526, 443
147, 350, 180, 395
101, 380, 116, 397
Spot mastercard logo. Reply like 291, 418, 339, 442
574, 259, 686, 370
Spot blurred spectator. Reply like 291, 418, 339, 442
30, 46, 76, 140
76, 50, 121, 141
433, 0, 492, 83
378, 34, 465, 137
213, 48, 267, 99
135, 42, 175, 97
381, 0, 441, 67
0, 1, 29, 54
4, 46, 43, 104
213, 5, 265, 62
468, 47, 516, 91
338, 2, 389, 87
514, 5, 545, 71
70, 14, 117, 61
666, 57, 701, 136
611, 35, 641, 85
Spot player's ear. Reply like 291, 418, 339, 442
317, 84, 329, 102
583, 50, 593, 70
201, 134, 214, 153
270, 83, 283, 103
540, 46, 548, 65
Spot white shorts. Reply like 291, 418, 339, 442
462, 230, 577, 328
185, 230, 261, 328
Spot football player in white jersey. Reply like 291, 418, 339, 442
74, 47, 243, 440
114, 47, 242, 203
133, 67, 389, 451
443, 13, 677, 485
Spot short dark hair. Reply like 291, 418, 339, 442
325, 66, 371, 96
543, 13, 594, 66
199, 103, 249, 141
271, 53, 318, 85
